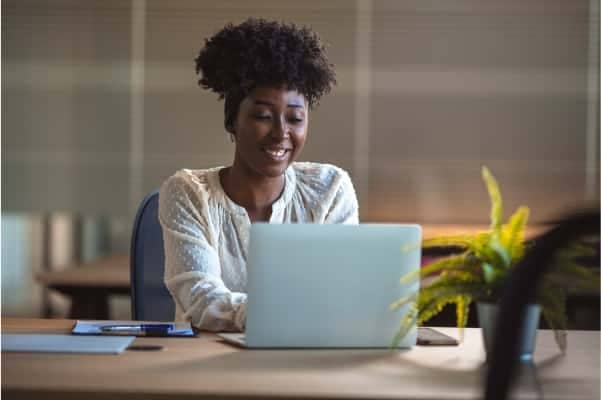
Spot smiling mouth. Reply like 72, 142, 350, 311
262, 147, 291, 161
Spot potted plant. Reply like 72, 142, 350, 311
391, 166, 599, 356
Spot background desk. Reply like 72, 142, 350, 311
36, 255, 130, 319
33, 225, 550, 320
2, 318, 599, 400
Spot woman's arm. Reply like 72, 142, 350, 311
159, 172, 246, 332
324, 169, 359, 224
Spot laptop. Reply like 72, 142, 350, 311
218, 223, 421, 349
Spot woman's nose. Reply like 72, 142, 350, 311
272, 117, 290, 138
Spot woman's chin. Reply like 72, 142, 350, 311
250, 159, 290, 178
252, 155, 293, 177
260, 165, 288, 178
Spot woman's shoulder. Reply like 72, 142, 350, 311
160, 167, 222, 201
291, 162, 354, 194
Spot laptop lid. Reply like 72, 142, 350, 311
245, 223, 421, 348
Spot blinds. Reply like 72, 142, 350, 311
2, 0, 597, 222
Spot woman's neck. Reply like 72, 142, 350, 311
219, 164, 285, 222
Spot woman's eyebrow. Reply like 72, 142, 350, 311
253, 100, 304, 108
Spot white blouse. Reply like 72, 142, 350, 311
159, 162, 359, 332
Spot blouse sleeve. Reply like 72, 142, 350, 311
324, 169, 360, 224
158, 173, 247, 332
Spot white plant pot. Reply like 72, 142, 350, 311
476, 302, 541, 362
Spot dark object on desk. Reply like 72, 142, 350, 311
127, 344, 164, 351
130, 190, 176, 321
417, 327, 459, 346
485, 209, 600, 400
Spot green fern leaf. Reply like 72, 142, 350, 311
391, 303, 418, 348
398, 251, 483, 286
489, 235, 511, 268
455, 295, 471, 342
394, 276, 490, 344
471, 236, 507, 269
422, 233, 487, 249
545, 266, 600, 294
482, 166, 503, 236
416, 281, 489, 323
390, 292, 418, 311
418, 296, 459, 325
539, 285, 568, 353
420, 253, 474, 277
554, 242, 597, 259
501, 206, 530, 263
419, 273, 483, 301
455, 295, 470, 328
551, 262, 600, 280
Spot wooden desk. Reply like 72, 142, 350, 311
36, 255, 130, 319
2, 318, 599, 400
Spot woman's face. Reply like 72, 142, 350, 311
232, 86, 308, 178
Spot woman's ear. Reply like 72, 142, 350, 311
225, 121, 236, 142
225, 118, 235, 134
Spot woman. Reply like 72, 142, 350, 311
159, 18, 359, 332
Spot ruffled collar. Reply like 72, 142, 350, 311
206, 165, 297, 219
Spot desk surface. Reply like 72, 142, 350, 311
2, 318, 599, 400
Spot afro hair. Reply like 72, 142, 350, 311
195, 18, 336, 132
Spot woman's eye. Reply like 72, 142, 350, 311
289, 117, 304, 124
254, 114, 271, 120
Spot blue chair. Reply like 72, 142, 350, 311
130, 191, 175, 321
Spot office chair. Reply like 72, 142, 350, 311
484, 209, 600, 400
130, 191, 175, 321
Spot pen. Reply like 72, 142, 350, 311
100, 324, 174, 336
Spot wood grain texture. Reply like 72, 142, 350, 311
1, 318, 599, 400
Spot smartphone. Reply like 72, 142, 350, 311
417, 327, 459, 346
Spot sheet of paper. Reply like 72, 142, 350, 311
1, 333, 135, 354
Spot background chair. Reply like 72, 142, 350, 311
130, 191, 175, 321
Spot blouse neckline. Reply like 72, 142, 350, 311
205, 165, 297, 219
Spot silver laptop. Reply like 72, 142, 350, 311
219, 223, 421, 348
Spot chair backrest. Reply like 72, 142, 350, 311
130, 191, 175, 321
485, 209, 600, 400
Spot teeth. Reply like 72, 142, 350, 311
265, 149, 286, 157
